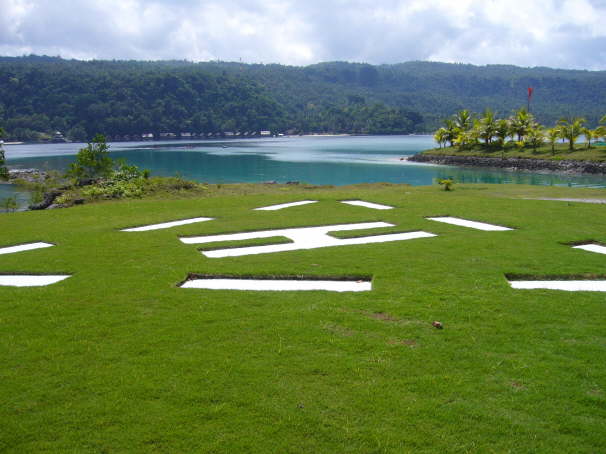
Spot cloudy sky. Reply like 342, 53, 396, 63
2, 0, 606, 69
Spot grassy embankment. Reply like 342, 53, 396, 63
1, 182, 606, 453
421, 143, 606, 161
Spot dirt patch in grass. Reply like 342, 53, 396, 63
387, 338, 417, 347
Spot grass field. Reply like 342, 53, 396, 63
1, 183, 606, 453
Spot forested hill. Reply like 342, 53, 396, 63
1, 56, 604, 141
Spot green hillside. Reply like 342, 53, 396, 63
1, 56, 605, 141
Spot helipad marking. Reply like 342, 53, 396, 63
572, 244, 606, 255
427, 216, 512, 231
0, 242, 54, 255
341, 200, 393, 210
254, 200, 318, 211
508, 280, 606, 292
0, 275, 71, 287
180, 222, 436, 258
121, 217, 214, 232
181, 278, 371, 292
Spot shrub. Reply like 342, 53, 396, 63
438, 178, 454, 191
66, 134, 113, 185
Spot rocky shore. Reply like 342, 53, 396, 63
408, 153, 606, 175
7, 168, 49, 182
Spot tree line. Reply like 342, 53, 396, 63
0, 57, 423, 141
434, 109, 606, 153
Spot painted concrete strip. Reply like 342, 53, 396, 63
181, 222, 436, 258
0, 242, 54, 255
573, 244, 606, 255
121, 217, 214, 232
181, 278, 371, 292
341, 200, 393, 210
254, 200, 318, 211
509, 280, 606, 292
427, 216, 512, 231
0, 275, 70, 287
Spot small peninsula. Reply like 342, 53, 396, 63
410, 109, 606, 174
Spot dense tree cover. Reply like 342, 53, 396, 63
1, 56, 605, 141
0, 56, 422, 141
434, 109, 606, 154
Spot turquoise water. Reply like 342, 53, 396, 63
5, 135, 606, 189
0, 184, 30, 212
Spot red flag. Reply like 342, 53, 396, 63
527, 87, 534, 100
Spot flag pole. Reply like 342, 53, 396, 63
527, 87, 533, 113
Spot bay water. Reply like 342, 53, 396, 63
3, 135, 606, 210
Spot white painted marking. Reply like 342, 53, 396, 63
121, 217, 214, 232
181, 278, 371, 292
427, 216, 512, 231
0, 275, 70, 287
254, 200, 317, 211
573, 244, 606, 255
0, 242, 54, 255
181, 222, 436, 258
341, 200, 393, 210
509, 280, 606, 292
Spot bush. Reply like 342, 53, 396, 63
438, 178, 454, 191
66, 134, 114, 185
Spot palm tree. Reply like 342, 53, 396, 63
557, 118, 586, 151
525, 126, 545, 152
434, 128, 448, 149
494, 119, 511, 149
583, 127, 598, 149
546, 127, 560, 155
453, 110, 473, 132
509, 108, 535, 142
601, 114, 606, 124
443, 119, 458, 147
478, 109, 497, 146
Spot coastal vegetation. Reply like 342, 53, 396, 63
430, 109, 606, 160
10, 135, 214, 209
2, 56, 606, 141
1, 183, 606, 452
0, 126, 7, 179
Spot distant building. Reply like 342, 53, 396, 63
51, 131, 68, 143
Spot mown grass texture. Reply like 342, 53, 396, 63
1, 183, 605, 453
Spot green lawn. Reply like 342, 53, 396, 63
1, 183, 606, 453
423, 143, 606, 161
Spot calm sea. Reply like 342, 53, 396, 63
3, 135, 606, 210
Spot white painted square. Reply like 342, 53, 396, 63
181, 278, 371, 292
573, 244, 606, 255
0, 242, 54, 255
0, 275, 70, 287
508, 280, 606, 292
427, 217, 512, 231
340, 200, 393, 210
254, 200, 318, 211
121, 217, 214, 232
181, 222, 436, 258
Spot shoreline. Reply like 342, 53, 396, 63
408, 153, 606, 175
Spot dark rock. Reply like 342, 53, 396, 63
29, 190, 62, 210
408, 153, 606, 175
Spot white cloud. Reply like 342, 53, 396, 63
0, 0, 605, 69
